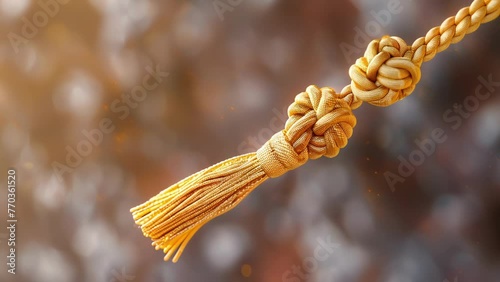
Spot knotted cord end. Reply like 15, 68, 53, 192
349, 36, 422, 107
131, 0, 500, 263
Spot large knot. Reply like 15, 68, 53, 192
349, 36, 421, 107
256, 85, 356, 178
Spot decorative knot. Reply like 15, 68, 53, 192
257, 85, 356, 178
349, 36, 421, 107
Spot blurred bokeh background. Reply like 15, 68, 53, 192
0, 0, 499, 281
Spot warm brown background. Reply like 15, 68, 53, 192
0, 0, 499, 281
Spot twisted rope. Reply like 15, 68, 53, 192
344, 0, 499, 107
131, 0, 500, 262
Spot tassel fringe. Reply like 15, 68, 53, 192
130, 153, 268, 262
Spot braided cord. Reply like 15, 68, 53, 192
131, 0, 499, 263
275, 0, 500, 163
340, 0, 499, 108
411, 0, 500, 64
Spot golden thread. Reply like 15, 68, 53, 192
131, 0, 500, 262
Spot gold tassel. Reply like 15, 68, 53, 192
131, 86, 357, 262
130, 153, 267, 262
131, 0, 500, 262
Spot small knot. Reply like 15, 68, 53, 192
257, 85, 356, 178
349, 36, 421, 107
